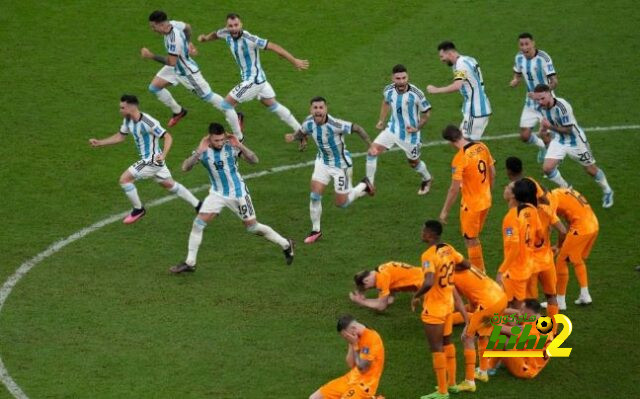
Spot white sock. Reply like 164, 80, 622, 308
121, 183, 142, 209
413, 160, 432, 181
207, 95, 244, 140
310, 193, 322, 232
527, 134, 546, 149
269, 102, 301, 131
593, 168, 612, 193
580, 287, 590, 297
150, 86, 182, 114
247, 222, 289, 249
546, 168, 569, 187
186, 218, 207, 266
366, 155, 378, 183
348, 183, 367, 202
169, 182, 199, 207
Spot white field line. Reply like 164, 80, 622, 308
1, 124, 639, 398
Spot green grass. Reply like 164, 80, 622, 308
1, 0, 639, 398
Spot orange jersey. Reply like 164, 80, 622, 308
451, 141, 495, 212
421, 243, 464, 317
375, 262, 424, 297
551, 188, 599, 234
533, 185, 560, 271
346, 328, 385, 392
499, 204, 544, 280
454, 266, 505, 309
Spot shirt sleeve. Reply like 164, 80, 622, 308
421, 251, 435, 274
119, 119, 129, 135
216, 28, 230, 39
499, 217, 520, 273
300, 120, 312, 136
513, 54, 523, 74
542, 54, 556, 76
244, 32, 269, 50
375, 272, 391, 298
358, 333, 383, 363
144, 117, 166, 138
334, 118, 353, 135
165, 30, 180, 56
557, 100, 577, 126
451, 153, 465, 182
419, 95, 432, 113
453, 64, 469, 81
383, 87, 393, 104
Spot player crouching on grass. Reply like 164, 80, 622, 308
350, 262, 424, 312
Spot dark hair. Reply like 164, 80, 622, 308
226, 13, 241, 20
513, 178, 538, 206
534, 84, 551, 93
354, 270, 372, 291
423, 220, 443, 236
506, 156, 523, 174
337, 315, 356, 332
208, 122, 225, 135
120, 94, 139, 105
524, 299, 541, 313
437, 41, 456, 51
518, 32, 534, 40
392, 64, 407, 74
442, 124, 462, 142
148, 10, 168, 23
310, 96, 327, 105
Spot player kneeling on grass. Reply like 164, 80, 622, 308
89, 94, 201, 224
309, 315, 385, 399
170, 123, 294, 273
350, 262, 423, 312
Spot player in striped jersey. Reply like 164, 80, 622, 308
532, 84, 614, 208
428, 41, 491, 140
141, 11, 244, 138
510, 33, 558, 161
286, 97, 375, 244
367, 64, 434, 195
170, 123, 294, 273
89, 95, 200, 224
198, 13, 308, 147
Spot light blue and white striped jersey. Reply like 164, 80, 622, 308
216, 29, 268, 84
301, 115, 353, 168
453, 55, 491, 117
199, 142, 248, 198
119, 113, 166, 162
513, 50, 556, 108
383, 83, 431, 144
164, 20, 200, 76
536, 97, 586, 147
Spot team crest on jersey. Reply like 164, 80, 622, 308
505, 227, 514, 237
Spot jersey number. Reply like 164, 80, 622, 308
438, 261, 455, 288
567, 188, 588, 206
477, 160, 487, 183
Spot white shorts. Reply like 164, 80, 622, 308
229, 80, 276, 103
155, 66, 213, 100
545, 135, 596, 166
519, 106, 542, 129
461, 115, 490, 140
311, 159, 353, 194
200, 191, 257, 221
373, 129, 421, 160
127, 160, 172, 182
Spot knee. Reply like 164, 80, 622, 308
148, 84, 162, 94
543, 166, 557, 176
520, 129, 531, 141
408, 159, 419, 168
336, 198, 350, 208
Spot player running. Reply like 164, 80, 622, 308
367, 64, 434, 195
170, 122, 293, 273
532, 84, 614, 207
141, 10, 244, 137
89, 95, 200, 224
350, 262, 423, 312
427, 42, 491, 140
285, 96, 375, 244
439, 125, 495, 272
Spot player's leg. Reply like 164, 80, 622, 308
583, 163, 613, 208
149, 68, 185, 126
555, 234, 573, 307
570, 232, 596, 305
398, 136, 432, 195
422, 320, 448, 398
542, 148, 569, 187
260, 86, 301, 132
157, 172, 200, 210
306, 161, 330, 244
525, 272, 539, 300
460, 207, 487, 271
311, 375, 349, 399
119, 164, 145, 224
171, 208, 218, 274
367, 130, 394, 184
465, 116, 489, 141
519, 107, 546, 160
335, 168, 372, 208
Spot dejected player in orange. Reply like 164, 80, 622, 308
412, 220, 469, 399
551, 187, 599, 308
454, 262, 508, 387
439, 125, 495, 272
310, 315, 385, 399
350, 262, 424, 312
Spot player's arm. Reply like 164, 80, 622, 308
552, 220, 567, 248
411, 272, 434, 311
351, 123, 372, 147
229, 135, 259, 164
439, 179, 461, 224
376, 100, 390, 130
510, 72, 522, 87
140, 48, 177, 66
155, 132, 172, 162
198, 30, 221, 42
88, 132, 127, 147
285, 129, 306, 143
489, 163, 496, 189
427, 79, 463, 94
351, 348, 372, 372
453, 287, 470, 325
265, 42, 309, 70
182, 137, 210, 172
349, 291, 391, 312
548, 74, 558, 90
407, 109, 431, 133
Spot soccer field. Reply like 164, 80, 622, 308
1, 1, 639, 398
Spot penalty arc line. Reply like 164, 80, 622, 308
1, 124, 639, 398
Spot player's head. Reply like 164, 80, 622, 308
505, 156, 524, 181
148, 10, 170, 34
119, 94, 139, 117
391, 64, 409, 91
226, 13, 243, 37
337, 314, 362, 340
437, 41, 458, 66
354, 270, 376, 291
422, 220, 443, 244
503, 181, 516, 203
532, 84, 553, 107
207, 122, 227, 149
518, 32, 536, 57
309, 96, 328, 122
513, 178, 538, 206
442, 124, 463, 145
523, 298, 542, 316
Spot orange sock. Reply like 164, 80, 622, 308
464, 349, 476, 381
478, 337, 490, 371
574, 262, 589, 288
444, 344, 456, 386
468, 245, 485, 271
433, 352, 448, 394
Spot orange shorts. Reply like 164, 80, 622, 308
557, 230, 598, 264
421, 312, 453, 337
525, 266, 557, 298
319, 375, 377, 399
466, 295, 508, 337
460, 205, 489, 239
504, 357, 547, 379
503, 276, 527, 302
